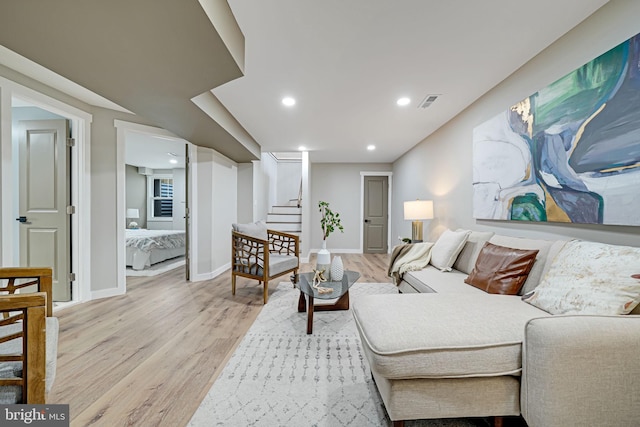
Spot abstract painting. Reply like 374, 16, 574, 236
473, 32, 640, 226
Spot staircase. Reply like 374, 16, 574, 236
266, 204, 301, 239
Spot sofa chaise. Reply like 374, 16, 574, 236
353, 230, 640, 427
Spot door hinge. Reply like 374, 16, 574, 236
67, 137, 76, 147
68, 272, 76, 281
67, 205, 76, 214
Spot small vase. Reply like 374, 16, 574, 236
317, 240, 331, 280
330, 255, 344, 281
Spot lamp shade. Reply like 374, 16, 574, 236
126, 208, 140, 219
403, 200, 434, 220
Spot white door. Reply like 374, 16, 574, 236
18, 119, 71, 301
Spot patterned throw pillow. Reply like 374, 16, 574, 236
523, 240, 640, 315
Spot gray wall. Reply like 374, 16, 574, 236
310, 163, 393, 251
125, 164, 147, 229
392, 0, 640, 247
90, 107, 159, 291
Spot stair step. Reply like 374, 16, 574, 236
271, 206, 302, 214
268, 213, 302, 222
267, 222, 301, 232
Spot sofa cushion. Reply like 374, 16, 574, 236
268, 254, 299, 277
400, 267, 486, 295
232, 220, 268, 240
523, 240, 640, 315
236, 253, 298, 277
430, 229, 470, 272
488, 235, 567, 295
353, 293, 550, 379
465, 242, 539, 295
453, 230, 495, 274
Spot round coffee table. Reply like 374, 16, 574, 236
292, 270, 360, 334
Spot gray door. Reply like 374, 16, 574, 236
18, 119, 71, 301
363, 176, 388, 254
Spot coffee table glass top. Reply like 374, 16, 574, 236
295, 270, 360, 300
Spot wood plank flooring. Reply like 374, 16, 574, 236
48, 253, 391, 426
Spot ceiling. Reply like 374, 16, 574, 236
125, 134, 186, 171
0, 0, 610, 164
215, 0, 610, 163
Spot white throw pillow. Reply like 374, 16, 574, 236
523, 240, 640, 315
430, 229, 471, 272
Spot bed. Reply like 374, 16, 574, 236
125, 229, 186, 270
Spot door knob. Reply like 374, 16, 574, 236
15, 216, 31, 224
364, 219, 370, 223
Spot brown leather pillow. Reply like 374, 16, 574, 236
464, 242, 539, 295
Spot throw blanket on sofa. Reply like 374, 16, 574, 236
388, 242, 434, 284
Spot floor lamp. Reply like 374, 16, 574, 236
403, 200, 433, 242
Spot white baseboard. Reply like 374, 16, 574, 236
91, 287, 125, 301
308, 248, 362, 255
191, 262, 230, 282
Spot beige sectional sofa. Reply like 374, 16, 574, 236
352, 231, 640, 427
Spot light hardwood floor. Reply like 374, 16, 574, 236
48, 253, 391, 426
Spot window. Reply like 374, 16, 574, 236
148, 175, 173, 219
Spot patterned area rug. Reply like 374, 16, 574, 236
189, 282, 490, 427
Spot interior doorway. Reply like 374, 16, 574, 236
12, 102, 73, 301
363, 175, 389, 254
115, 120, 190, 293
360, 171, 393, 254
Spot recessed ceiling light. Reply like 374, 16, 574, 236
298, 145, 306, 151
282, 97, 296, 107
396, 97, 411, 106
169, 159, 178, 164
367, 145, 376, 151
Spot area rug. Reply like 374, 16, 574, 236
189, 282, 490, 427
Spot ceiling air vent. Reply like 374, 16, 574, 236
418, 94, 439, 109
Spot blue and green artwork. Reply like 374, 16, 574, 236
473, 31, 640, 226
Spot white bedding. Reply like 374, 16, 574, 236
125, 229, 186, 270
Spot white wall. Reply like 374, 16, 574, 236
392, 0, 640, 247
193, 147, 214, 276
236, 162, 253, 223
310, 163, 393, 252
252, 153, 276, 221
276, 160, 301, 206
191, 145, 237, 281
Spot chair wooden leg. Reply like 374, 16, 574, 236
493, 416, 504, 427
231, 274, 236, 295
392, 421, 405, 427
263, 280, 269, 304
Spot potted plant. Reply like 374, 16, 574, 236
319, 200, 344, 241
317, 201, 344, 274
